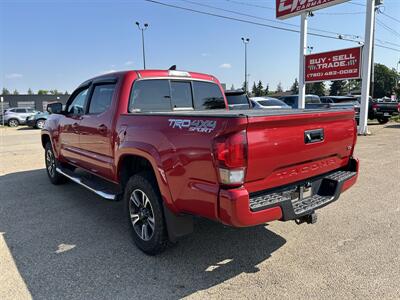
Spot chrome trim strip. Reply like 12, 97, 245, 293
56, 167, 116, 200
134, 77, 214, 83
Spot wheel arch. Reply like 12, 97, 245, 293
118, 152, 192, 242
41, 133, 51, 149
40, 132, 60, 159
116, 153, 177, 212
7, 118, 19, 126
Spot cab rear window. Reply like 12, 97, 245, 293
129, 79, 225, 112
192, 81, 225, 110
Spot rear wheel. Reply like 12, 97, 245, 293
124, 172, 168, 255
377, 117, 389, 124
8, 119, 19, 127
45, 142, 66, 185
35, 119, 46, 129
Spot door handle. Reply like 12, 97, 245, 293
304, 129, 324, 144
97, 124, 107, 134
72, 122, 79, 132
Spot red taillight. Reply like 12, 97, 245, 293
372, 103, 378, 110
213, 130, 247, 186
397, 103, 400, 112
214, 130, 247, 168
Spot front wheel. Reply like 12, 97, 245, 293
45, 142, 66, 185
124, 172, 168, 255
35, 119, 46, 129
377, 117, 389, 124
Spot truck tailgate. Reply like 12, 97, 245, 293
244, 110, 356, 193
375, 102, 399, 113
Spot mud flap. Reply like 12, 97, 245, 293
163, 203, 193, 243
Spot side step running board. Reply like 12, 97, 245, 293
56, 167, 117, 200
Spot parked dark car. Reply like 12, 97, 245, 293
321, 96, 360, 120
279, 94, 322, 109
225, 90, 251, 110
320, 96, 357, 104
356, 96, 399, 124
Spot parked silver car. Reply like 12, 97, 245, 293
250, 97, 291, 109
2, 107, 38, 127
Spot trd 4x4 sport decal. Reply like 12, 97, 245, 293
168, 119, 216, 133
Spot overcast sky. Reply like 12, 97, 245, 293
1, 0, 399, 94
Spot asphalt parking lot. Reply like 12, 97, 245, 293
0, 123, 399, 299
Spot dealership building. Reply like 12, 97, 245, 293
1, 94, 69, 112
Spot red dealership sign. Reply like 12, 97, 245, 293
305, 47, 362, 83
276, 0, 349, 19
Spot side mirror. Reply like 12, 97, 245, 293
47, 102, 63, 114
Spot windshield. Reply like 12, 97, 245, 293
258, 99, 288, 107
226, 94, 250, 107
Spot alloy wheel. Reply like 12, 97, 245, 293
8, 119, 18, 127
37, 120, 45, 129
46, 149, 56, 177
129, 189, 155, 241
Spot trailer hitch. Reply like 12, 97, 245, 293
295, 212, 317, 225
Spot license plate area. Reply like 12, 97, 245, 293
289, 184, 313, 202
384, 112, 390, 117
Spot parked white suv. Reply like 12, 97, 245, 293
2, 107, 38, 127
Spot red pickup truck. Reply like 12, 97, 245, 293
42, 69, 359, 254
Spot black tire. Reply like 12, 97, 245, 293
124, 172, 168, 255
8, 119, 19, 127
377, 117, 389, 124
35, 119, 46, 129
45, 142, 66, 185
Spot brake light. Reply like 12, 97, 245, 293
168, 70, 190, 77
213, 130, 247, 186
372, 103, 378, 110
397, 103, 400, 113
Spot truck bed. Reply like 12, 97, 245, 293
127, 107, 354, 118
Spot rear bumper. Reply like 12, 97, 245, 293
374, 111, 399, 117
218, 157, 359, 227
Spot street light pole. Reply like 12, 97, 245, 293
136, 21, 149, 69
241, 37, 250, 93
298, 13, 308, 109
397, 58, 400, 89
359, 0, 376, 135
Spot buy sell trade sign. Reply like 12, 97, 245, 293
304, 46, 362, 83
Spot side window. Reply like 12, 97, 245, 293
192, 82, 225, 110
88, 84, 115, 114
170, 81, 193, 109
306, 96, 320, 104
129, 80, 171, 112
282, 97, 295, 107
67, 88, 89, 115
15, 108, 26, 113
